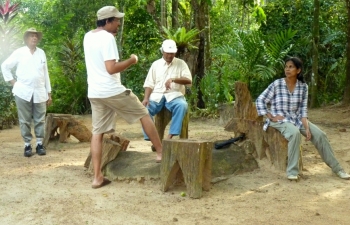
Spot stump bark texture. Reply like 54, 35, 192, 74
84, 134, 130, 171
154, 108, 189, 141
224, 82, 302, 171
160, 139, 212, 199
43, 113, 91, 147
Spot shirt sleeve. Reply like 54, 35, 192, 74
255, 82, 275, 116
300, 83, 308, 118
102, 33, 119, 61
179, 60, 192, 86
1, 50, 18, 82
143, 62, 156, 89
43, 51, 52, 94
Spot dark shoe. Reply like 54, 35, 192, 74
36, 144, 46, 156
24, 145, 33, 157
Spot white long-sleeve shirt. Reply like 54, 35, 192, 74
1, 46, 51, 103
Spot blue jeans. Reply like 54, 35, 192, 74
143, 96, 188, 140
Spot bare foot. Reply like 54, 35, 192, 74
156, 151, 162, 163
91, 176, 106, 188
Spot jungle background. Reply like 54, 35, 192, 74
1, 0, 350, 126
2, 1, 350, 224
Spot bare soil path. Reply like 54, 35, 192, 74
1, 105, 350, 225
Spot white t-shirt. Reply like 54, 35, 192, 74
83, 30, 126, 98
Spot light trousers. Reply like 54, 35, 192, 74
143, 96, 188, 140
15, 96, 46, 144
269, 121, 342, 176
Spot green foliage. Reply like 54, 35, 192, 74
48, 30, 88, 114
0, 81, 17, 129
162, 26, 200, 49
261, 0, 347, 105
218, 29, 295, 81
0, 0, 21, 127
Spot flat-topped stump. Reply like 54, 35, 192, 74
160, 139, 213, 199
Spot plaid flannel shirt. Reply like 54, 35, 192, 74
255, 78, 308, 130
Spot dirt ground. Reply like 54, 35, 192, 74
1, 104, 350, 225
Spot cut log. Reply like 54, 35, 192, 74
84, 134, 130, 169
43, 113, 91, 147
224, 82, 302, 171
154, 107, 189, 141
160, 139, 212, 199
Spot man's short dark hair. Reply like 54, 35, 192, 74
96, 17, 116, 27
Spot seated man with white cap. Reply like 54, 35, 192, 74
142, 39, 192, 141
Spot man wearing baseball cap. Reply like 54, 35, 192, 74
83, 6, 163, 189
142, 39, 192, 142
1, 28, 52, 157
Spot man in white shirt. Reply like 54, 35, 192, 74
83, 6, 163, 189
142, 39, 192, 141
1, 28, 52, 157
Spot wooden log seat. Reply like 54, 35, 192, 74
84, 134, 130, 173
43, 113, 92, 147
224, 82, 303, 171
154, 107, 189, 141
160, 139, 213, 199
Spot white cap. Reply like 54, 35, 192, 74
97, 6, 125, 20
161, 39, 177, 53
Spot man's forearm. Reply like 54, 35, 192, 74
172, 77, 191, 85
144, 87, 153, 100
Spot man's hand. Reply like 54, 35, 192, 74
142, 98, 149, 107
165, 78, 173, 90
47, 94, 52, 106
130, 54, 138, 64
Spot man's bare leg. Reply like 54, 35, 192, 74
167, 134, 174, 139
140, 115, 162, 160
91, 133, 105, 186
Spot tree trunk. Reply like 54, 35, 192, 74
190, 0, 210, 109
171, 0, 179, 29
343, 0, 350, 104
161, 0, 167, 28
310, 0, 320, 108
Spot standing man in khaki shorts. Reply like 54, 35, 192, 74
83, 6, 162, 189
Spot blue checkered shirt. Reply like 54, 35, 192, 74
255, 78, 308, 130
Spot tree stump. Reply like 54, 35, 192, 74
160, 139, 212, 199
154, 108, 189, 141
84, 134, 130, 169
43, 113, 91, 147
224, 82, 303, 171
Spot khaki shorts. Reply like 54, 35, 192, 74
89, 90, 148, 134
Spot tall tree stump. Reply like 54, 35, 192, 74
160, 139, 212, 199
155, 108, 189, 141
84, 134, 130, 169
43, 113, 91, 147
224, 82, 303, 171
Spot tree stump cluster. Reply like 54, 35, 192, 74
43, 113, 92, 147
224, 82, 302, 171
